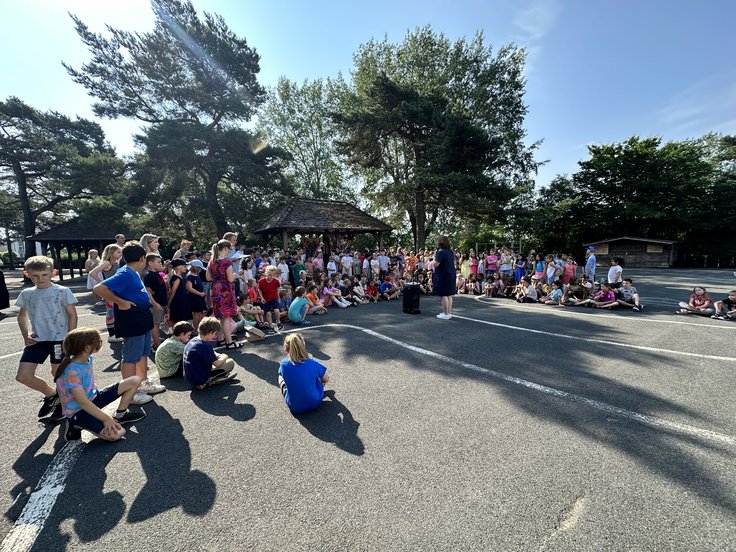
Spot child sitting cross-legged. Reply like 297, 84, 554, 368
712, 290, 736, 320
288, 286, 312, 325
154, 321, 194, 379
56, 328, 144, 442
278, 332, 329, 414
183, 317, 237, 390
578, 282, 618, 309
542, 281, 564, 306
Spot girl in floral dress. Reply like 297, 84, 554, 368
206, 240, 243, 350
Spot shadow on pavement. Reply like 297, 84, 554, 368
189, 382, 256, 422
31, 402, 216, 551
294, 389, 364, 456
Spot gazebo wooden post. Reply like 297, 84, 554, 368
50, 244, 63, 281
68, 245, 75, 278
282, 228, 289, 252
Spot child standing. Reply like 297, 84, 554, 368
278, 333, 329, 414
155, 321, 194, 378
88, 244, 122, 343
55, 328, 145, 442
143, 254, 168, 350
183, 317, 237, 389
607, 258, 623, 289
16, 256, 79, 421
186, 260, 207, 330
94, 241, 166, 405
168, 259, 191, 326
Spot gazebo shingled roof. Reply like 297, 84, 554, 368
254, 198, 392, 254
254, 198, 392, 235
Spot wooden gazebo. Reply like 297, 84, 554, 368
254, 198, 392, 255
31, 218, 132, 280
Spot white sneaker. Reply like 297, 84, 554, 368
131, 391, 153, 404
107, 336, 124, 343
139, 379, 166, 395
436, 313, 451, 320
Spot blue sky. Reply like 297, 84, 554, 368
2, 0, 735, 189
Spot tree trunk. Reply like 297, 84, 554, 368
204, 176, 228, 237
12, 161, 36, 259
415, 188, 427, 250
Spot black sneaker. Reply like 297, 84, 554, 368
65, 420, 82, 442
115, 410, 147, 425
38, 392, 60, 418
277, 323, 284, 331
48, 403, 65, 422
265, 328, 276, 336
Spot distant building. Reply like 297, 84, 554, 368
583, 236, 675, 268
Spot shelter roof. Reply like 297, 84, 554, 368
583, 236, 675, 246
254, 198, 392, 234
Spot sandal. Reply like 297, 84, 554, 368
216, 340, 227, 347
225, 341, 244, 350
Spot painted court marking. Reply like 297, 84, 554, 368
471, 295, 736, 331
3, 322, 735, 552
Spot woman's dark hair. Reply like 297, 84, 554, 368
53, 328, 103, 380
436, 235, 451, 249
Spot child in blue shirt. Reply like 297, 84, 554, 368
543, 281, 564, 306
94, 241, 165, 405
183, 317, 236, 389
278, 333, 329, 414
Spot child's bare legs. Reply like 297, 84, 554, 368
16, 363, 55, 396
441, 295, 453, 316
220, 318, 234, 343
151, 323, 162, 349
121, 357, 148, 380
192, 312, 203, 331
118, 376, 142, 411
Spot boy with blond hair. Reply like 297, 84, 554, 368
16, 256, 78, 420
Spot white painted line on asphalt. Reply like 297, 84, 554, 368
0, 441, 85, 552
452, 313, 736, 362
471, 295, 736, 330
287, 323, 736, 446
5, 321, 733, 552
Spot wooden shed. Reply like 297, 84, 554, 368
583, 236, 676, 268
254, 198, 392, 257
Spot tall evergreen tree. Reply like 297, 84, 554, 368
65, 0, 291, 237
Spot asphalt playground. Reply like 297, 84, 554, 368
0, 268, 735, 551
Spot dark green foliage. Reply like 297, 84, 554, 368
0, 97, 123, 255
66, 0, 292, 239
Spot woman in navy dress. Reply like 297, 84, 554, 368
432, 235, 457, 320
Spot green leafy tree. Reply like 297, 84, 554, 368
0, 97, 122, 257
258, 76, 356, 202
336, 27, 539, 250
65, 0, 291, 237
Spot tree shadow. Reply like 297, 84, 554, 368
4, 422, 65, 523
189, 383, 256, 422
293, 389, 364, 456
32, 402, 216, 551
303, 297, 736, 513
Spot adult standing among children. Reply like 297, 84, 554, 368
432, 235, 457, 320
584, 247, 597, 282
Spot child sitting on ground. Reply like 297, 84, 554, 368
305, 284, 328, 314
278, 332, 329, 414
56, 327, 144, 442
237, 293, 266, 326
614, 278, 644, 311
676, 286, 715, 316
516, 277, 538, 303
712, 290, 736, 320
579, 283, 618, 309
380, 276, 400, 301
542, 281, 564, 306
155, 321, 193, 379
288, 286, 312, 325
183, 317, 237, 389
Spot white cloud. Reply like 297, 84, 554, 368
512, 0, 559, 72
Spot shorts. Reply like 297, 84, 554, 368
122, 331, 152, 363
152, 308, 164, 326
68, 383, 120, 435
263, 299, 281, 313
609, 282, 621, 289
20, 341, 64, 365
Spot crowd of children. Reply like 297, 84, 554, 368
13, 235, 735, 442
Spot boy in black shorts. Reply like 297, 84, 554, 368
15, 256, 78, 420
712, 290, 736, 320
